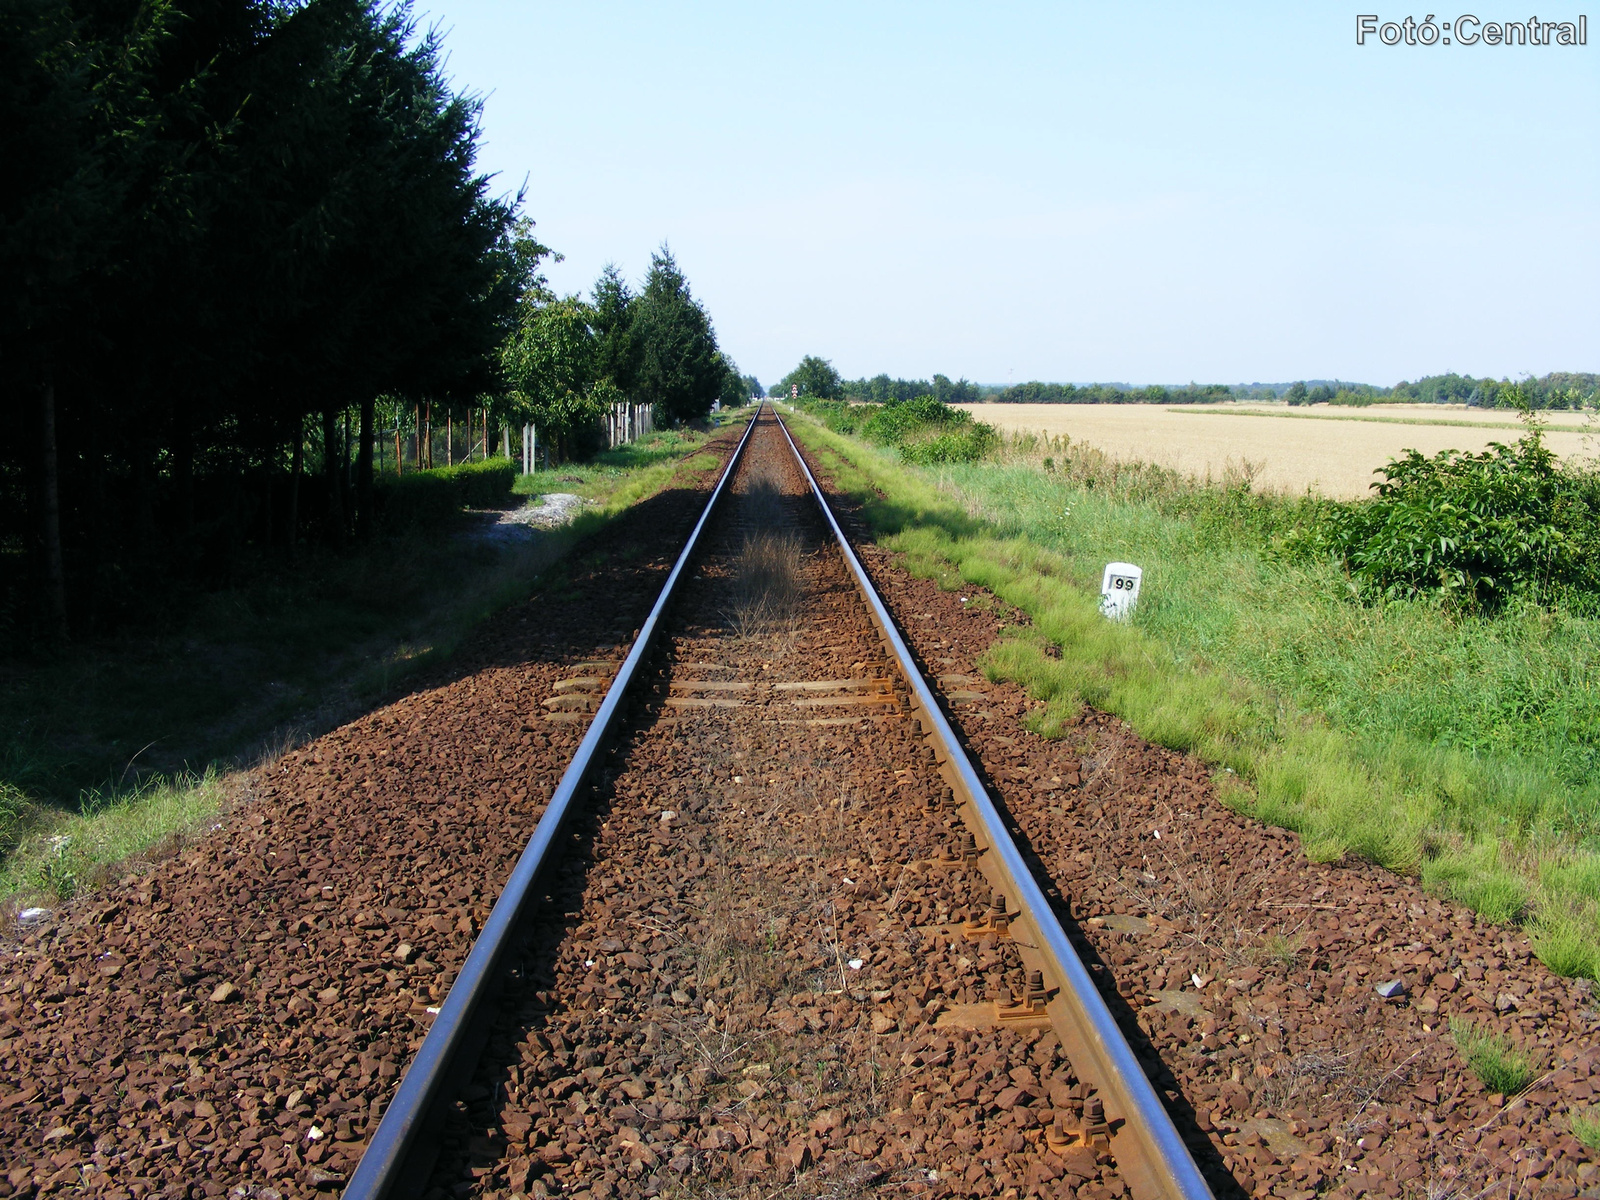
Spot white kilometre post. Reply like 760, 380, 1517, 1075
1099, 563, 1143, 621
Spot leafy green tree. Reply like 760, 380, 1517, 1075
781, 356, 843, 400
715, 354, 748, 408
633, 246, 724, 424
501, 295, 608, 459
1284, 381, 1310, 406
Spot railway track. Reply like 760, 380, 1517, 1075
345, 405, 1214, 1200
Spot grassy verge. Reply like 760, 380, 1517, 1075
0, 421, 733, 908
785, 411, 1600, 979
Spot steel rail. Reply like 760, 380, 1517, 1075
343, 408, 761, 1200
772, 409, 1215, 1200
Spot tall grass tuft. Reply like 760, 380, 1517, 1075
1571, 1108, 1600, 1152
1448, 1018, 1537, 1094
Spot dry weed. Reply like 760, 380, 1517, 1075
726, 531, 805, 643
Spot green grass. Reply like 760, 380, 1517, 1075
784, 412, 1600, 978
1, 771, 230, 902
513, 426, 716, 500
0, 422, 725, 907
1571, 1107, 1600, 1152
1449, 1017, 1537, 1095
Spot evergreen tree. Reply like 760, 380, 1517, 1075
591, 263, 639, 395
0, 0, 526, 635
632, 245, 723, 425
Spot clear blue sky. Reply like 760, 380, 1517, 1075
416, 1, 1598, 388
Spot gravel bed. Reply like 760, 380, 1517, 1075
0, 440, 742, 1200
426, 414, 1135, 1199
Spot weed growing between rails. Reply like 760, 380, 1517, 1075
725, 479, 806, 644
784, 411, 1600, 980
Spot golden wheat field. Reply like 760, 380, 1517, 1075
956, 402, 1600, 498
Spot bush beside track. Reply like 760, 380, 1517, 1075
372, 459, 518, 529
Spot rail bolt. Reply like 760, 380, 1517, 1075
960, 891, 1013, 941
1046, 1101, 1083, 1153
1025, 969, 1047, 1004
1083, 1096, 1110, 1147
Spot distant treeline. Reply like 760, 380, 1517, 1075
766, 356, 1598, 418
990, 382, 1233, 405
842, 374, 988, 405
983, 373, 1598, 410
1387, 372, 1597, 410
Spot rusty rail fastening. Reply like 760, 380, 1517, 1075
772, 407, 1215, 1200
343, 409, 760, 1200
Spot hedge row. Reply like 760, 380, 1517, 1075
372, 458, 517, 530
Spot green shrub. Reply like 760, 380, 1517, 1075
1308, 421, 1600, 611
802, 396, 996, 464
438, 458, 517, 507
372, 458, 516, 530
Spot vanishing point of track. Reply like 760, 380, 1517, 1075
345, 405, 1215, 1200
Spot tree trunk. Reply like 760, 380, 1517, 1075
340, 408, 352, 524
37, 374, 69, 640
288, 420, 302, 560
322, 407, 345, 545
357, 395, 374, 540
263, 448, 275, 549
132, 445, 153, 547
174, 400, 194, 539
84, 392, 105, 631
424, 402, 432, 469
